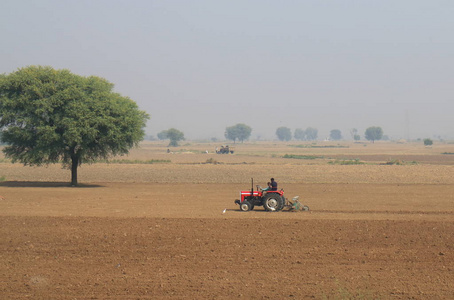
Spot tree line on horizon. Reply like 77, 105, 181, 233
153, 123, 385, 145
275, 126, 384, 143
0, 66, 435, 186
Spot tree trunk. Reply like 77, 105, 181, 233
71, 155, 78, 186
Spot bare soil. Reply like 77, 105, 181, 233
1, 142, 453, 299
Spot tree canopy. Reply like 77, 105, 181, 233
365, 126, 384, 143
330, 129, 342, 140
225, 123, 252, 143
294, 128, 306, 140
157, 131, 168, 140
305, 127, 318, 140
423, 138, 433, 146
276, 126, 292, 141
0, 66, 149, 186
350, 128, 360, 141
158, 128, 185, 146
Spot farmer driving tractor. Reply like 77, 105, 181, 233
260, 178, 278, 192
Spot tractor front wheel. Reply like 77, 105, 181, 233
239, 201, 252, 212
263, 194, 284, 212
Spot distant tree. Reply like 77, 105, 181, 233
305, 127, 318, 140
365, 126, 384, 143
294, 128, 306, 141
158, 128, 185, 146
276, 127, 292, 141
0, 66, 149, 186
330, 129, 342, 140
423, 138, 433, 146
166, 128, 185, 146
350, 128, 357, 138
225, 123, 252, 143
157, 131, 168, 140
144, 135, 156, 141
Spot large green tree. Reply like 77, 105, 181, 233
158, 128, 185, 147
0, 66, 149, 186
365, 126, 384, 143
225, 123, 252, 143
276, 126, 292, 141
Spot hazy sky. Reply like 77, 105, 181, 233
2, 0, 453, 140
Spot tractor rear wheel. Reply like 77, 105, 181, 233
263, 194, 284, 212
239, 201, 252, 212
279, 195, 286, 211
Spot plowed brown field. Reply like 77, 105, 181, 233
1, 141, 453, 299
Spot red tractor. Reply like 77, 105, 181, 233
234, 178, 309, 212
234, 178, 286, 212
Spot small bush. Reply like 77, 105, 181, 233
96, 159, 171, 164
381, 159, 418, 165
205, 158, 218, 164
383, 159, 403, 165
423, 138, 433, 146
0, 176, 6, 182
175, 149, 199, 154
289, 144, 348, 149
283, 154, 324, 159
328, 159, 364, 165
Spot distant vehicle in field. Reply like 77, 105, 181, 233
216, 145, 234, 154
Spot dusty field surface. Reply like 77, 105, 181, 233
1, 141, 453, 299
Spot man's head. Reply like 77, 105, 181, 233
271, 178, 274, 181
